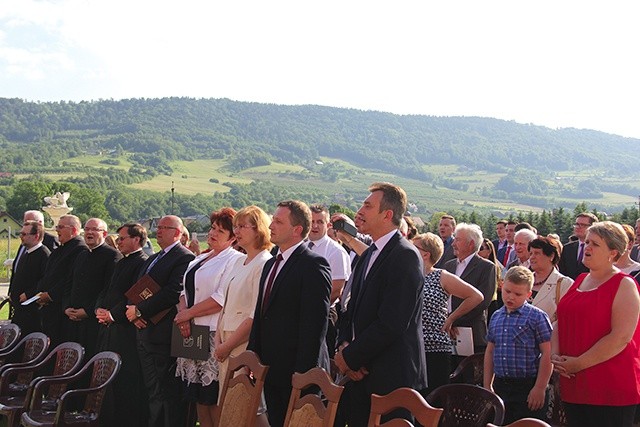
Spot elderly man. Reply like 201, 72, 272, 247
23, 209, 59, 252
37, 214, 88, 346
507, 229, 537, 270
444, 223, 497, 353
126, 215, 194, 427
65, 218, 122, 356
8, 221, 50, 334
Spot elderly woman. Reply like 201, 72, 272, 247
614, 224, 640, 275
553, 221, 640, 427
174, 208, 244, 427
529, 236, 573, 321
412, 233, 483, 395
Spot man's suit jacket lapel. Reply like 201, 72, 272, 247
459, 255, 480, 282
261, 244, 304, 315
353, 232, 401, 314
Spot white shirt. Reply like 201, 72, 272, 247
308, 234, 351, 281
455, 253, 476, 277
367, 229, 398, 277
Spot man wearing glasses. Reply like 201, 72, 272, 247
558, 212, 599, 279
65, 218, 122, 357
37, 214, 88, 346
8, 221, 50, 334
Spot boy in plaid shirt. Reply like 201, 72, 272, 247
483, 266, 553, 423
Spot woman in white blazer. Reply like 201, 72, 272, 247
174, 208, 244, 427
529, 236, 573, 322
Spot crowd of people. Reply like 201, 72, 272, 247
5, 182, 640, 427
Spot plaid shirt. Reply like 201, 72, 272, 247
487, 302, 552, 378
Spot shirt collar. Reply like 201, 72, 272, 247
278, 240, 305, 263
373, 229, 398, 253
26, 242, 43, 254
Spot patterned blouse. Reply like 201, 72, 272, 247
422, 269, 453, 353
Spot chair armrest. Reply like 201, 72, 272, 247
57, 385, 108, 414
29, 371, 87, 410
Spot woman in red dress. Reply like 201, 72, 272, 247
552, 221, 640, 427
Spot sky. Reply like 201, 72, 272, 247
1, 1, 639, 139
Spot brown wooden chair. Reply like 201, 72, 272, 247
0, 323, 20, 356
0, 342, 84, 427
217, 350, 269, 427
449, 352, 485, 386
20, 351, 120, 427
283, 367, 344, 427
368, 387, 443, 427
0, 332, 49, 375
426, 384, 505, 427
488, 418, 552, 426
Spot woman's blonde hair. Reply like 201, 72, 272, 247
587, 221, 628, 261
233, 205, 273, 251
412, 232, 444, 265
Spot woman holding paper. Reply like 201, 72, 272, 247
174, 208, 243, 427
412, 232, 483, 395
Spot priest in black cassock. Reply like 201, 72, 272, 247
64, 218, 121, 357
37, 214, 88, 346
8, 221, 50, 334
96, 223, 149, 427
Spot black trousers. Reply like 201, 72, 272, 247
493, 377, 548, 424
137, 340, 186, 427
264, 382, 292, 427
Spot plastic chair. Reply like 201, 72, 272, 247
0, 323, 20, 355
449, 352, 485, 386
488, 418, 552, 426
0, 342, 84, 427
283, 367, 344, 427
217, 350, 269, 427
20, 351, 121, 427
368, 387, 443, 427
426, 384, 505, 427
0, 297, 15, 321
0, 332, 49, 375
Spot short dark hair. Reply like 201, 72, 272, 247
404, 215, 418, 240
278, 200, 312, 238
507, 220, 517, 226
515, 222, 534, 232
441, 214, 456, 228
496, 220, 508, 226
369, 182, 407, 227
577, 212, 599, 225
117, 223, 148, 247
210, 207, 237, 238
529, 236, 563, 265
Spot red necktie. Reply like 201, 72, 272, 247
262, 254, 283, 314
503, 246, 511, 265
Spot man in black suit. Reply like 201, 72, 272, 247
37, 214, 88, 346
96, 223, 149, 427
65, 218, 122, 357
334, 182, 427, 426
8, 221, 50, 334
248, 200, 332, 427
23, 210, 59, 252
125, 215, 194, 427
434, 214, 456, 268
497, 220, 517, 266
558, 212, 598, 280
492, 219, 508, 254
444, 223, 496, 353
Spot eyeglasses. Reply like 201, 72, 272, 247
55, 224, 72, 230
116, 236, 130, 242
156, 225, 178, 231
574, 223, 590, 228
480, 246, 489, 251
232, 224, 256, 231
84, 227, 105, 232
19, 232, 36, 236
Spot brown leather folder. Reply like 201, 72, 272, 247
125, 274, 171, 324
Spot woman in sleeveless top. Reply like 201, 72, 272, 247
553, 221, 640, 427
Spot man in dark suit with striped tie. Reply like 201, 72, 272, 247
558, 212, 598, 280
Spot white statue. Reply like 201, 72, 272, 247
44, 192, 70, 208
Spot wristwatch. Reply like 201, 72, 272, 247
135, 307, 142, 318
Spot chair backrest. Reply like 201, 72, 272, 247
0, 298, 14, 321
0, 323, 20, 353
487, 418, 552, 427
449, 353, 485, 386
426, 384, 505, 427
37, 341, 85, 402
368, 387, 443, 427
283, 367, 344, 427
81, 351, 121, 414
0, 332, 49, 368
218, 350, 269, 427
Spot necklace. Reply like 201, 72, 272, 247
533, 269, 553, 288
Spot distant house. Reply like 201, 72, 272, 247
0, 212, 22, 237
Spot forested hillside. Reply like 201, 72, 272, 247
0, 97, 639, 229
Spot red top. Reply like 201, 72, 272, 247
557, 272, 640, 405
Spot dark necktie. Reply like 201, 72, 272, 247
262, 254, 283, 314
145, 250, 165, 274
577, 243, 585, 264
308, 241, 315, 250
351, 244, 378, 307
